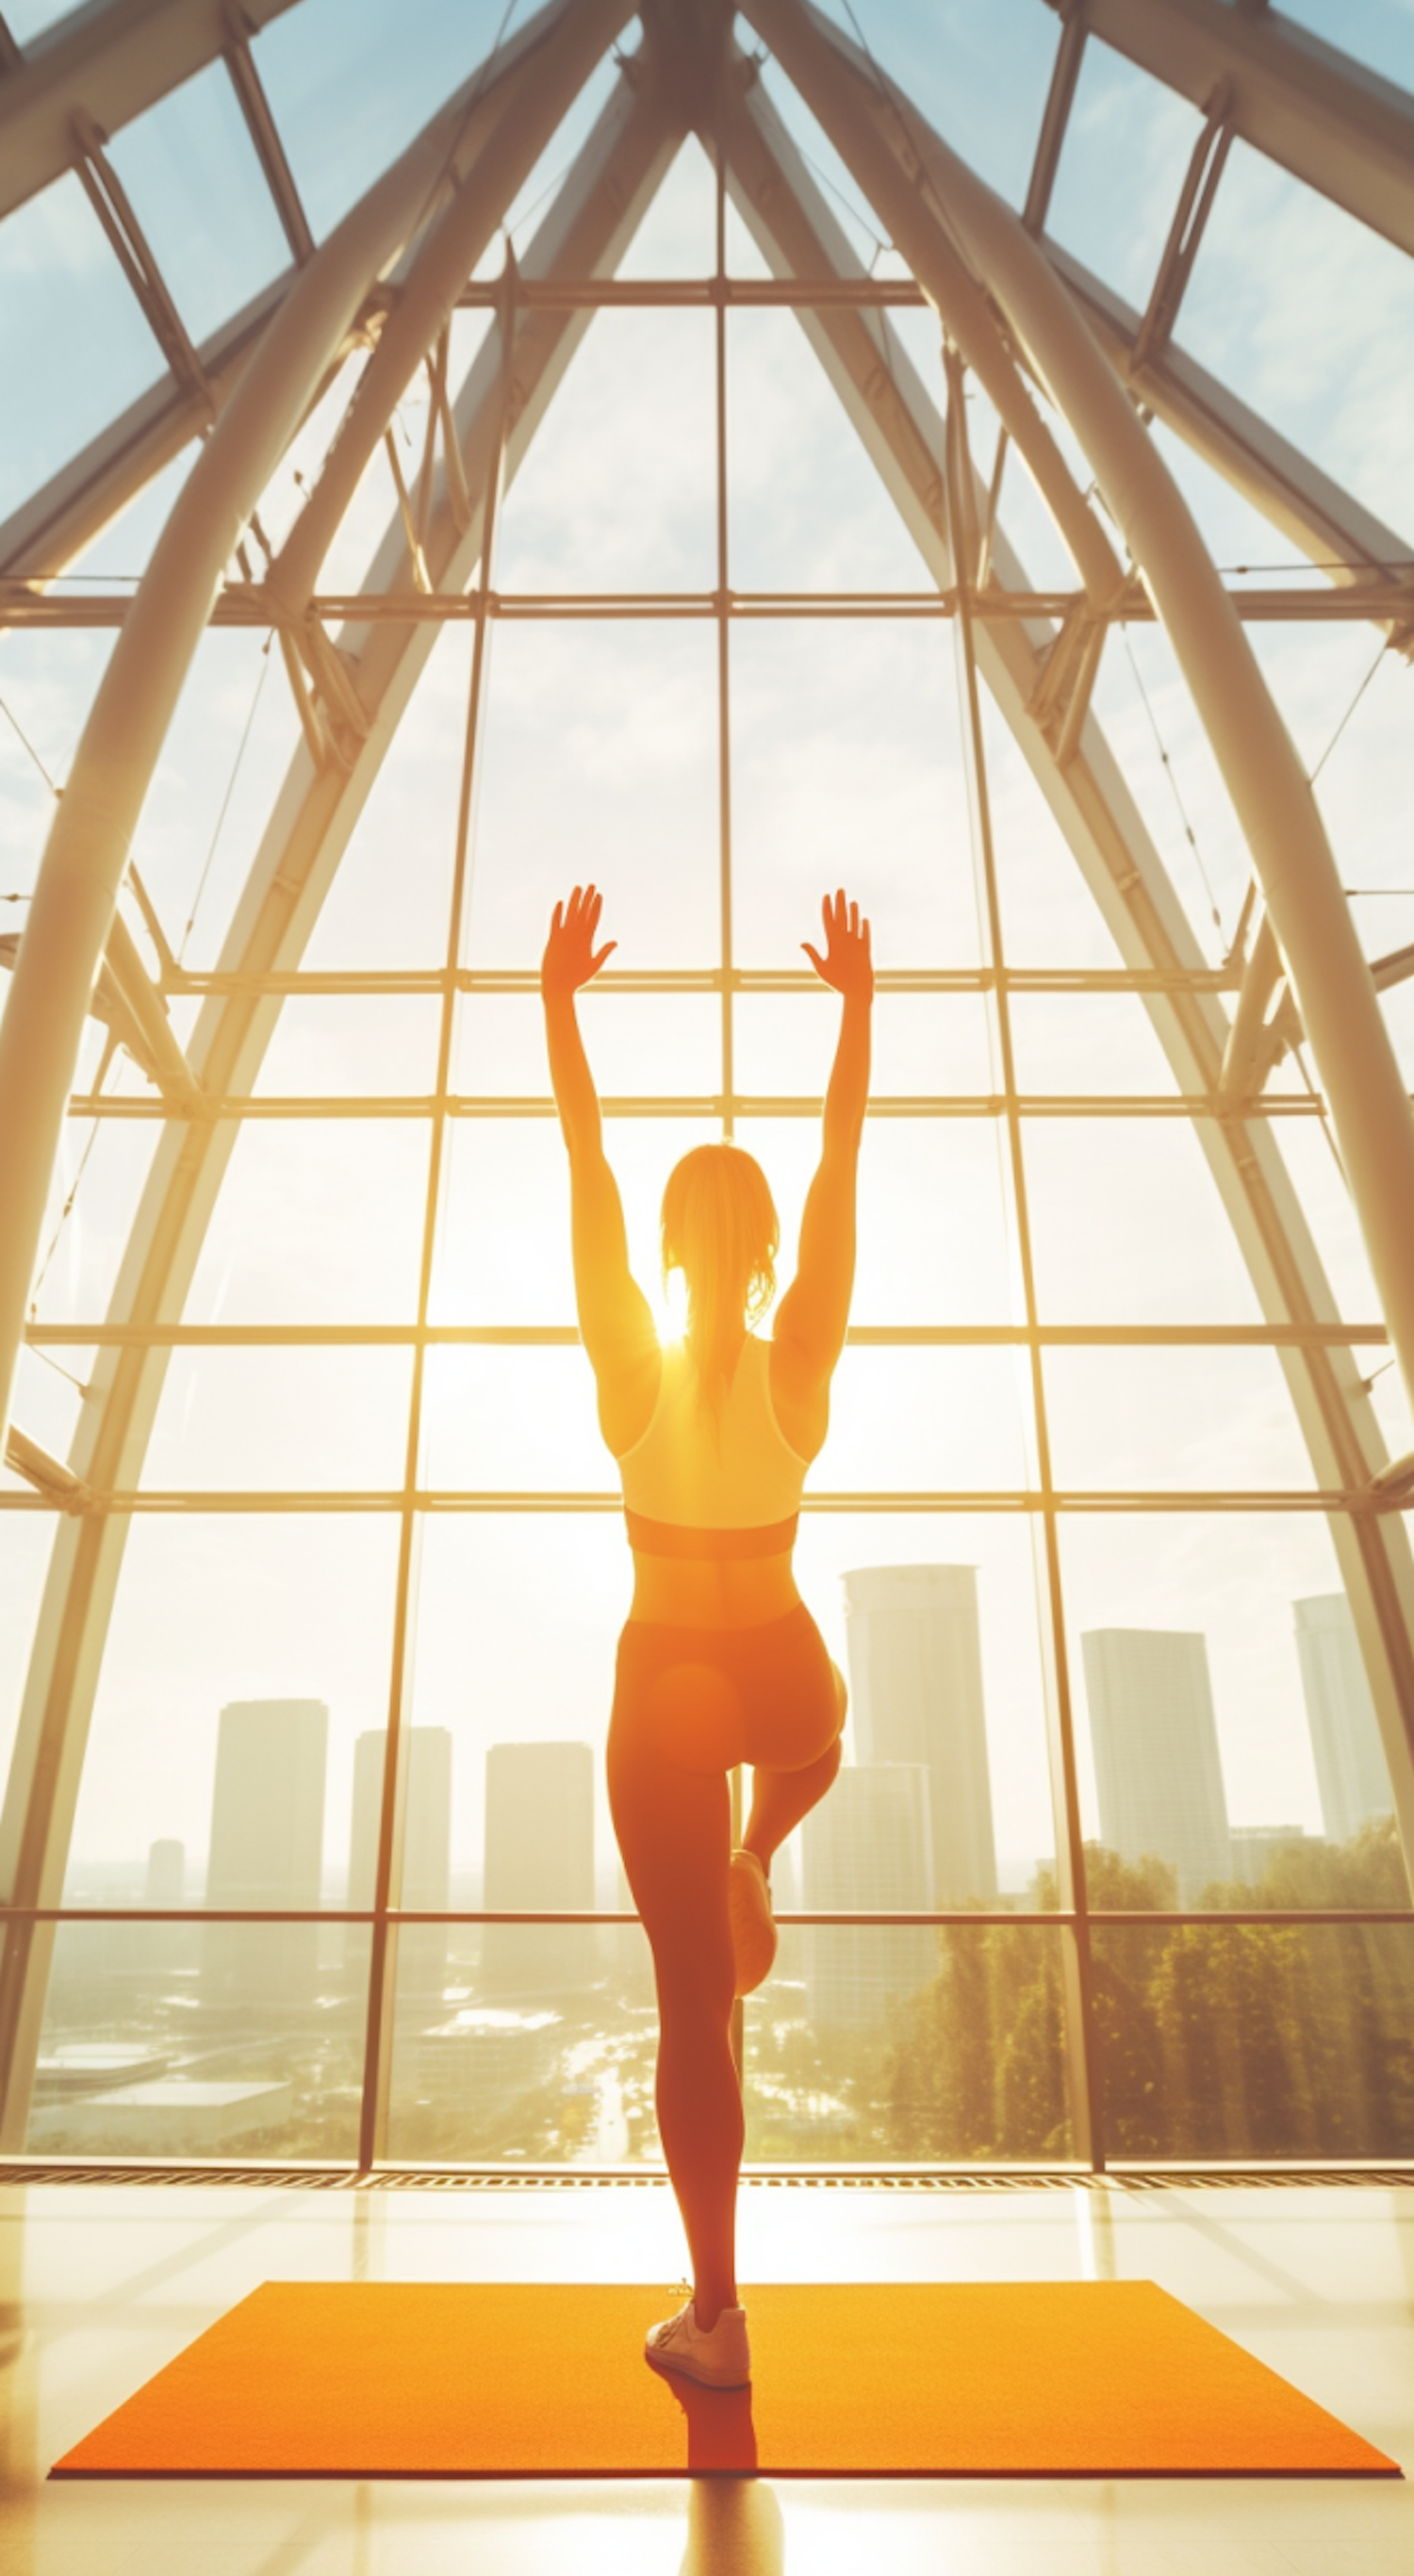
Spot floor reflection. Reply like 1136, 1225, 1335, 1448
653, 2362, 758, 2472
680, 2474, 784, 2576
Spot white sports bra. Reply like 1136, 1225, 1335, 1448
617, 1335, 809, 1560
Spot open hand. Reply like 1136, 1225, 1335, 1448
802, 889, 873, 1000
542, 883, 617, 997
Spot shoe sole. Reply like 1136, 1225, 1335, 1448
645, 2343, 751, 2391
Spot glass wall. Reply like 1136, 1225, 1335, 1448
2, 6, 1411, 2173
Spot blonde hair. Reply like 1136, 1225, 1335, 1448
661, 1143, 779, 1419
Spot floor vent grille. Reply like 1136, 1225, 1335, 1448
2, 2162, 1412, 2192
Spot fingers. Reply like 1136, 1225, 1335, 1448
801, 942, 825, 976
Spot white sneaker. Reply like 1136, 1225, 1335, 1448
645, 2298, 751, 2388
729, 1848, 777, 1996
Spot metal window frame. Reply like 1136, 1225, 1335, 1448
1, 0, 1412, 2175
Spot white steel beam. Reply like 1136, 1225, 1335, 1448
1024, 2, 1087, 237
1065, 0, 1414, 259
0, 24, 681, 2151
0, 0, 301, 222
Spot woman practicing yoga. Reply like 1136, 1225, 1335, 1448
542, 882, 872, 2391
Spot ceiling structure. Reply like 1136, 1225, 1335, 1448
0, 0, 1411, 2171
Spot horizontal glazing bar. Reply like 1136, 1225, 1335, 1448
63, 1092, 1331, 1120
0, 1489, 1397, 1516
24, 1321, 1389, 1347
5, 582, 1403, 628
455, 275, 931, 306
3, 1907, 1407, 1927
138, 965, 1244, 997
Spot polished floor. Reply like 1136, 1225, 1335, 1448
1, 2175, 1410, 2574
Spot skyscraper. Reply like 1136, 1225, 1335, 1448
842, 1567, 997, 1905
1294, 1594, 1394, 1843
204, 1699, 328, 2006
1081, 1631, 1231, 1903
484, 1742, 595, 1997
140, 1838, 188, 1978
347, 1727, 452, 1994
801, 1764, 935, 2029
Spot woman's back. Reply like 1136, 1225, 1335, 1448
619, 1333, 810, 1632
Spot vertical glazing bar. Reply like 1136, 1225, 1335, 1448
715, 131, 735, 1143
715, 122, 747, 2081
356, 254, 516, 2174
942, 344, 1105, 2172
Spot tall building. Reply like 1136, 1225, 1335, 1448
140, 1837, 188, 1978
801, 1764, 936, 2030
347, 1727, 452, 1994
203, 1700, 328, 2007
484, 1743, 595, 1998
1081, 1631, 1231, 1903
1294, 1594, 1394, 1844
1228, 1824, 1313, 1889
842, 1567, 998, 1905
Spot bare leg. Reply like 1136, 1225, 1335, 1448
742, 1664, 847, 1874
608, 1731, 742, 2332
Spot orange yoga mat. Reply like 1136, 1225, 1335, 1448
51, 2281, 1398, 2480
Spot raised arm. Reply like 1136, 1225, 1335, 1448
542, 885, 659, 1452
772, 892, 873, 1436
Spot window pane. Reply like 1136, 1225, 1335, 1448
0, 175, 160, 525
822, 1346, 1034, 1494
985, 697, 1127, 971
1093, 1921, 1414, 2161
432, 1115, 712, 1328
740, 1117, 1014, 1326
420, 1348, 606, 1492
748, 1924, 1077, 2163
63, 1515, 402, 1907
1009, 993, 1182, 1098
28, 1122, 162, 1328
132, 627, 302, 978
27, 1923, 370, 2161
735, 991, 992, 1099
792, 1512, 1058, 1910
403, 1515, 632, 1910
254, 997, 441, 1098
468, 622, 720, 969
1048, 50, 1207, 316
106, 62, 291, 343
298, 623, 470, 974
1059, 1514, 1410, 1910
496, 311, 715, 590
1022, 1119, 1264, 1322
727, 310, 930, 591
141, 1348, 413, 1492
1043, 1346, 1319, 1493
183, 1122, 431, 1323
1184, 139, 1414, 539
386, 1922, 657, 2165
731, 621, 977, 969
255, 0, 519, 240
453, 992, 720, 1101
